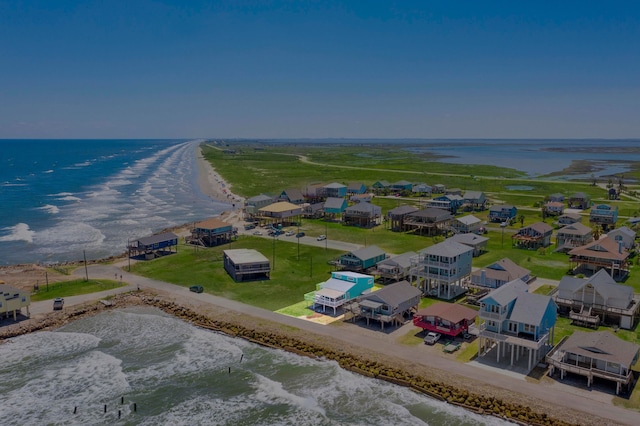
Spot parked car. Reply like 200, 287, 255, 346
424, 332, 441, 345
296, 232, 305, 238
317, 234, 326, 241
189, 285, 204, 294
253, 230, 263, 235
285, 231, 295, 236
244, 224, 256, 230
53, 298, 64, 310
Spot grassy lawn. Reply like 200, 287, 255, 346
533, 285, 556, 295
130, 236, 343, 311
30, 279, 125, 301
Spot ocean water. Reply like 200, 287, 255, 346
0, 140, 230, 265
0, 308, 512, 425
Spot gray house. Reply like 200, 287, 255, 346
346, 280, 422, 330
555, 269, 640, 330
343, 202, 382, 228
223, 249, 271, 282
607, 226, 636, 250
373, 251, 417, 283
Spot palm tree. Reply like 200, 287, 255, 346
591, 224, 602, 240
518, 214, 525, 227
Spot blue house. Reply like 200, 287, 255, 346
390, 180, 413, 193
590, 203, 618, 229
323, 197, 348, 216
372, 180, 391, 193
489, 204, 517, 223
339, 245, 387, 272
347, 182, 367, 195
130, 232, 179, 259
309, 271, 375, 315
433, 194, 464, 213
478, 279, 557, 372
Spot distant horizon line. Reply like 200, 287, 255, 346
1, 137, 639, 141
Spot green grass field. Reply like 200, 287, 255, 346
30, 279, 125, 301
129, 142, 640, 349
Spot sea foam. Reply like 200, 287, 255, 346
0, 223, 35, 243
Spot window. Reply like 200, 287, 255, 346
523, 324, 535, 333
508, 322, 518, 333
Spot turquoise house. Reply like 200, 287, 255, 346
323, 197, 348, 215
310, 271, 375, 315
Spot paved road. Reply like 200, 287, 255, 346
35, 262, 636, 426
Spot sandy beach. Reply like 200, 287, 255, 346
1, 144, 638, 425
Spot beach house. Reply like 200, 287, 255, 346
390, 180, 413, 194
450, 214, 483, 234
568, 192, 591, 210
343, 202, 382, 228
409, 240, 473, 300
0, 283, 30, 321
463, 190, 487, 211
223, 248, 271, 282
373, 251, 417, 283
431, 194, 464, 213
128, 232, 179, 259
489, 204, 517, 223
477, 279, 557, 373
318, 182, 347, 199
512, 222, 553, 249
568, 236, 630, 280
347, 182, 367, 195
310, 271, 375, 315
413, 302, 478, 338
371, 180, 391, 194
447, 233, 489, 257
412, 183, 432, 196
470, 258, 531, 288
257, 201, 303, 227
244, 194, 275, 219
278, 188, 305, 205
546, 331, 640, 395
339, 245, 387, 272
345, 280, 422, 330
543, 201, 564, 217
322, 197, 348, 219
555, 222, 594, 253
607, 226, 636, 250
589, 204, 618, 229
555, 269, 640, 330
187, 217, 235, 247
557, 213, 582, 225
404, 207, 454, 236
387, 205, 419, 232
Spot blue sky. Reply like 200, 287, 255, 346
1, 1, 639, 139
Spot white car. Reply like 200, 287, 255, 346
424, 332, 441, 345
252, 230, 263, 236
317, 234, 326, 241
285, 231, 295, 236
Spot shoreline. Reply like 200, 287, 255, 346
0, 291, 578, 426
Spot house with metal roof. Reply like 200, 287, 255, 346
318, 182, 347, 198
463, 190, 487, 211
412, 183, 432, 196
549, 193, 565, 203
347, 182, 367, 195
589, 204, 618, 230
409, 240, 473, 300
478, 279, 557, 373
339, 245, 387, 272
278, 188, 305, 205
555, 269, 640, 330
404, 207, 454, 236
568, 236, 630, 281
607, 226, 636, 250
489, 204, 517, 223
187, 217, 235, 247
309, 271, 375, 315
343, 202, 382, 228
372, 180, 391, 194
470, 258, 531, 288
390, 180, 413, 193
568, 192, 591, 209
345, 280, 422, 330
244, 194, 275, 218
447, 233, 488, 257
223, 249, 271, 282
557, 212, 582, 225
546, 331, 640, 395
432, 184, 446, 194
323, 197, 348, 216
451, 214, 483, 234
129, 232, 179, 259
512, 222, 553, 249
302, 202, 325, 219
387, 205, 420, 232
413, 302, 478, 338
543, 201, 564, 217
257, 201, 303, 226
432, 194, 464, 213
555, 222, 594, 253
373, 251, 417, 283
